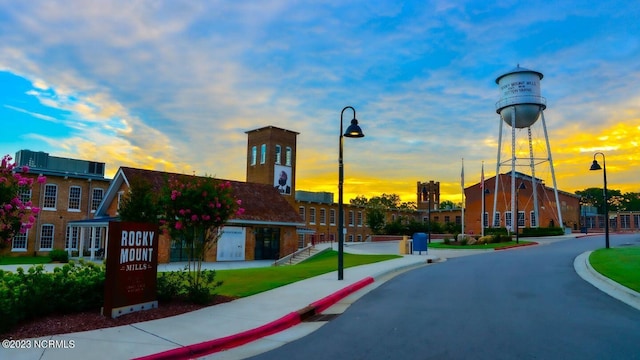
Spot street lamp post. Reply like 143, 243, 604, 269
338, 106, 364, 280
590, 152, 609, 249
515, 182, 525, 244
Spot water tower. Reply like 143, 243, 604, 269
492, 65, 563, 231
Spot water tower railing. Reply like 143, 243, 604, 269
495, 95, 547, 112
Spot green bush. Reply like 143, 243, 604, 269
0, 261, 105, 333
49, 249, 69, 263
156, 268, 223, 304
521, 227, 564, 237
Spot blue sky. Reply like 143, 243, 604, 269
1, 0, 639, 203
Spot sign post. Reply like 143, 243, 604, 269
103, 221, 159, 318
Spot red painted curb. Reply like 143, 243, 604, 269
135, 276, 377, 360
494, 242, 538, 250
133, 311, 301, 360
310, 276, 375, 313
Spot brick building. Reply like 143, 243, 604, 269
1, 150, 110, 257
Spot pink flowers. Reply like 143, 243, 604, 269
160, 175, 243, 235
0, 154, 45, 242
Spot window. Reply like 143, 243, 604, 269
493, 212, 500, 227
12, 227, 27, 251
329, 233, 335, 242
329, 209, 336, 225
530, 211, 538, 227
320, 208, 326, 225
43, 184, 57, 210
91, 188, 104, 212
518, 211, 525, 227
275, 145, 281, 164
319, 234, 325, 243
455, 216, 461, 225
348, 234, 354, 242
117, 191, 125, 211
483, 212, 489, 228
634, 214, 640, 229
66, 226, 79, 250
251, 146, 257, 165
299, 206, 305, 222
260, 144, 267, 164
68, 186, 81, 211
505, 212, 512, 229
297, 234, 305, 249
620, 214, 631, 229
309, 207, 316, 224
19, 188, 31, 205
40, 224, 54, 250
357, 211, 363, 227
444, 215, 450, 223
357, 234, 362, 242
348, 211, 354, 226
285, 146, 292, 166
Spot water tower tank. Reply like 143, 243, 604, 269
495, 65, 546, 128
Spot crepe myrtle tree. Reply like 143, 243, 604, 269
159, 174, 244, 297
0, 155, 45, 244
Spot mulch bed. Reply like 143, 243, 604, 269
0, 295, 236, 340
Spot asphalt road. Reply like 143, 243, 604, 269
249, 235, 640, 360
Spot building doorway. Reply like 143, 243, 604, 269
254, 227, 280, 260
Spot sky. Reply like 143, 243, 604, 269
1, 0, 639, 204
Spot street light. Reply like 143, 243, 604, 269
338, 106, 364, 280
515, 182, 525, 244
590, 152, 609, 249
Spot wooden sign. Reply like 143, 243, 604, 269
103, 221, 159, 318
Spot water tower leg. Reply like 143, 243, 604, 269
540, 110, 564, 228
493, 114, 504, 228
527, 127, 540, 228
511, 109, 517, 234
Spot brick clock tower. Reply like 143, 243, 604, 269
245, 126, 299, 205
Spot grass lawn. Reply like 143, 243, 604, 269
589, 247, 640, 293
427, 240, 534, 250
214, 250, 399, 297
0, 256, 51, 265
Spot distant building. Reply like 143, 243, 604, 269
1, 150, 110, 257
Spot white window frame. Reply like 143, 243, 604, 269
309, 207, 316, 224
251, 146, 257, 166
275, 145, 281, 164
260, 144, 267, 164
518, 211, 525, 227
320, 208, 326, 225
66, 226, 79, 250
43, 184, 57, 210
348, 210, 354, 226
40, 224, 54, 250
505, 212, 512, 229
299, 206, 305, 222
357, 211, 363, 227
493, 212, 501, 227
68, 185, 82, 212
285, 146, 292, 166
12, 227, 28, 251
530, 211, 538, 228
91, 188, 104, 212
329, 209, 336, 226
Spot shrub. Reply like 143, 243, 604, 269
49, 249, 69, 263
443, 238, 451, 244
156, 268, 223, 304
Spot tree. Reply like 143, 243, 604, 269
621, 192, 640, 211
439, 200, 458, 209
159, 175, 244, 302
117, 176, 161, 223
0, 155, 45, 244
575, 187, 624, 213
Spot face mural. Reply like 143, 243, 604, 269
274, 165, 292, 195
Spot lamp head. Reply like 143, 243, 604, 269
344, 118, 364, 138
590, 160, 602, 171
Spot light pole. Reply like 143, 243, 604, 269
338, 106, 364, 280
515, 182, 525, 244
590, 152, 609, 249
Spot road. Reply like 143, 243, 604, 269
248, 234, 640, 360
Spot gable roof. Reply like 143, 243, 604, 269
96, 166, 304, 226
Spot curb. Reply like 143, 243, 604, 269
574, 251, 640, 312
494, 242, 538, 250
133, 276, 379, 360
